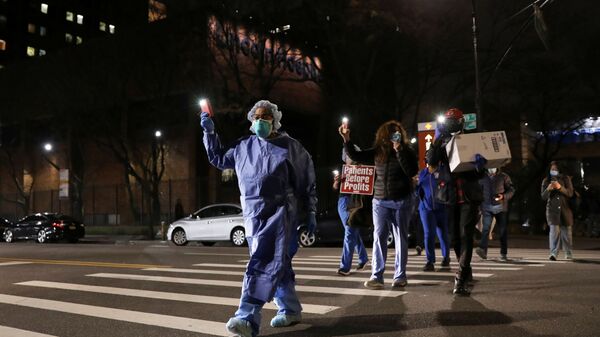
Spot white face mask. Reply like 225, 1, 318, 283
488, 168, 498, 175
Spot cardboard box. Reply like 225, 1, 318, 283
445, 131, 511, 172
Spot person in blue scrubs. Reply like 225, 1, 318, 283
200, 100, 318, 337
417, 161, 451, 271
333, 147, 369, 275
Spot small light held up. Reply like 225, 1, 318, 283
43, 143, 53, 152
332, 170, 339, 176
155, 130, 162, 138
437, 115, 446, 124
410, 137, 417, 144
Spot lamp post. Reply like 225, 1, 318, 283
471, 0, 483, 130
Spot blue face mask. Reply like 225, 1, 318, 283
391, 131, 402, 143
252, 119, 273, 139
550, 170, 559, 177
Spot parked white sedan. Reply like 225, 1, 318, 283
167, 203, 246, 246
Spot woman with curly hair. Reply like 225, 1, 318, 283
338, 120, 418, 289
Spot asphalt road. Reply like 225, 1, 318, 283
0, 240, 599, 337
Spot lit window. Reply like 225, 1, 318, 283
99, 21, 106, 31
75, 36, 82, 45
39, 49, 46, 56
41, 3, 48, 14
27, 46, 36, 57
0, 39, 6, 50
66, 11, 74, 22
28, 23, 36, 34
76, 14, 83, 25
65, 33, 73, 43
40, 26, 47, 36
109, 24, 115, 34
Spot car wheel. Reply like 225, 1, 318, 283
201, 241, 216, 246
171, 228, 188, 246
230, 227, 246, 246
36, 229, 47, 244
298, 228, 316, 247
387, 232, 394, 248
4, 230, 13, 243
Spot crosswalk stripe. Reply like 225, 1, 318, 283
193, 263, 494, 278
143, 267, 447, 285
238, 260, 522, 271
87, 273, 406, 298
0, 294, 227, 336
16, 281, 338, 315
0, 325, 56, 337
184, 253, 250, 257
0, 261, 33, 267
294, 257, 539, 267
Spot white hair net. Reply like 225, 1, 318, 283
247, 100, 282, 130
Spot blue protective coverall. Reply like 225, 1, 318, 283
203, 130, 317, 336
417, 167, 450, 264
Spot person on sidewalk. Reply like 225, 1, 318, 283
333, 147, 369, 276
417, 160, 451, 271
339, 120, 419, 290
200, 100, 318, 337
475, 167, 515, 261
541, 161, 574, 261
427, 108, 487, 296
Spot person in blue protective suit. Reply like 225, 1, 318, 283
417, 160, 451, 271
338, 120, 419, 290
200, 100, 317, 337
333, 146, 369, 276
427, 108, 487, 296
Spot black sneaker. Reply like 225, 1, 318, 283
356, 261, 368, 271
337, 268, 351, 276
475, 247, 487, 260
441, 257, 451, 267
549, 255, 557, 261
415, 246, 423, 256
453, 277, 471, 296
423, 262, 435, 272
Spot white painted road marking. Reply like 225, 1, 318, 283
16, 280, 338, 315
194, 263, 494, 278
0, 325, 57, 337
0, 261, 33, 266
294, 257, 541, 267
143, 267, 448, 285
88, 273, 406, 297
0, 294, 228, 336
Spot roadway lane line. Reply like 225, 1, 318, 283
184, 253, 251, 257
194, 263, 494, 278
16, 281, 338, 315
0, 294, 227, 336
238, 260, 522, 271
0, 261, 33, 266
293, 257, 535, 267
87, 273, 406, 297
143, 267, 448, 285
0, 325, 56, 337
0, 257, 169, 269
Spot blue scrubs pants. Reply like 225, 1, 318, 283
337, 196, 368, 272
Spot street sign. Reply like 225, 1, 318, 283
340, 164, 375, 195
464, 113, 477, 130
417, 120, 436, 169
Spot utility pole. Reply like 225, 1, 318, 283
471, 0, 483, 130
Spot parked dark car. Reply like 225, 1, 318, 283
3, 213, 85, 243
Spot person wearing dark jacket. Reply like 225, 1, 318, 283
541, 161, 574, 260
427, 108, 487, 296
339, 120, 419, 290
417, 163, 451, 271
475, 168, 515, 261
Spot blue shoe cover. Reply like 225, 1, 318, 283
270, 314, 302, 327
225, 317, 253, 337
